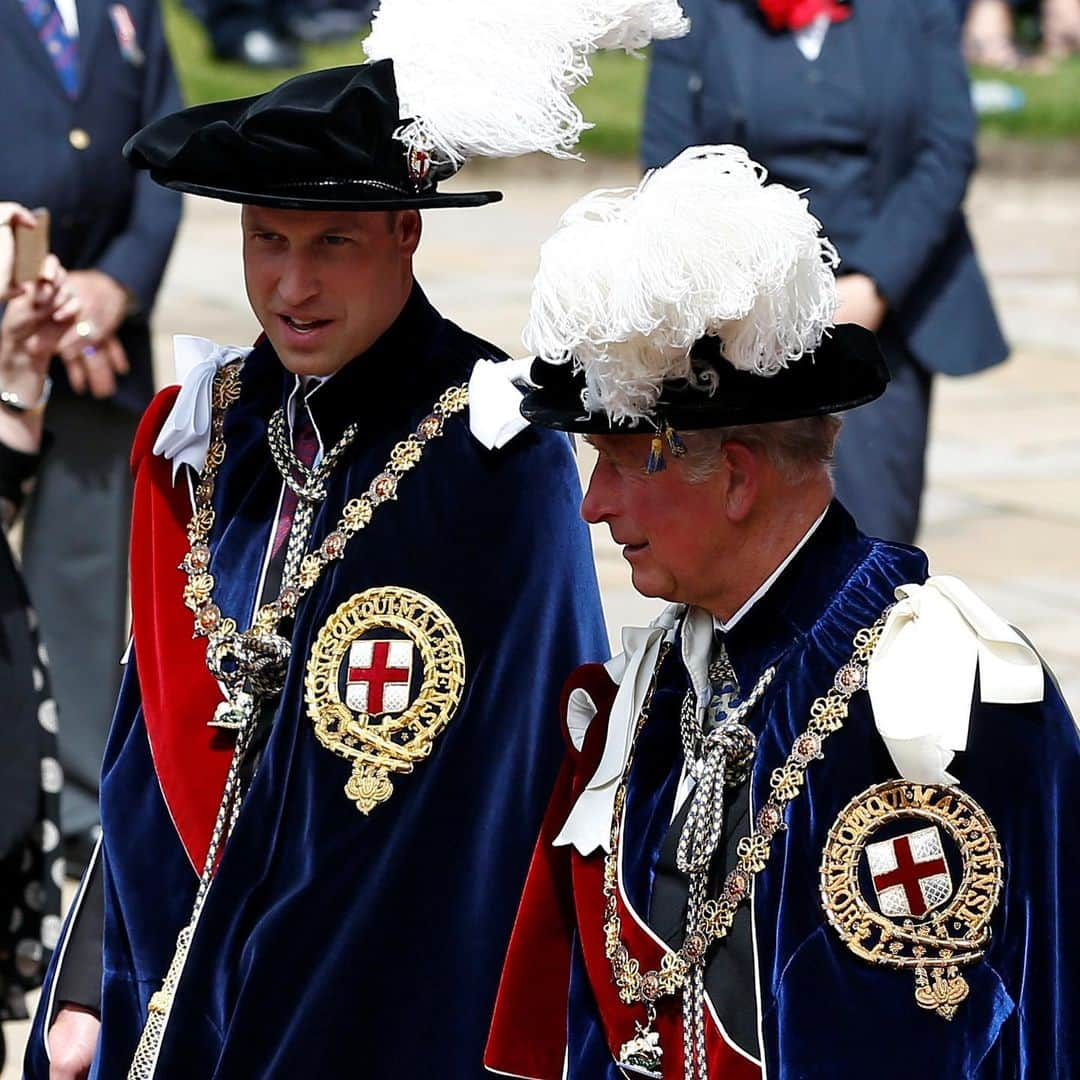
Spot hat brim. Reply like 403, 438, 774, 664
521, 324, 890, 434
153, 174, 503, 211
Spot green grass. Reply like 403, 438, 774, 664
164, 0, 368, 104
972, 58, 1080, 139
165, 0, 1079, 154
573, 50, 651, 159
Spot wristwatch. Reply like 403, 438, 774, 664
0, 375, 52, 415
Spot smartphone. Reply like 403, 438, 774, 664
12, 207, 50, 286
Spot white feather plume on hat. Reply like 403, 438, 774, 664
523, 145, 841, 425
363, 0, 689, 168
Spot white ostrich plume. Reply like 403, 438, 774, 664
523, 145, 841, 425
363, 0, 689, 168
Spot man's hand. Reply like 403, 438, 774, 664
48, 1003, 100, 1080
56, 269, 131, 398
834, 273, 887, 332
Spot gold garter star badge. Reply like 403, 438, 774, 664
820, 780, 1004, 1020
305, 587, 465, 813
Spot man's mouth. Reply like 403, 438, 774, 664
279, 314, 331, 335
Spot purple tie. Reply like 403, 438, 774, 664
20, 0, 80, 98
270, 402, 319, 561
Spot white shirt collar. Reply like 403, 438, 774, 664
284, 373, 332, 464
793, 13, 831, 62
54, 0, 79, 37
713, 506, 829, 634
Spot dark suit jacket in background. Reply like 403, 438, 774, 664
0, 0, 183, 411
642, 0, 1008, 377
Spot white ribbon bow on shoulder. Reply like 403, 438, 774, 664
153, 336, 253, 481
868, 575, 1044, 786
466, 357, 533, 450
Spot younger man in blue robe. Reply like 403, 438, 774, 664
486, 146, 1078, 1080
26, 61, 610, 1080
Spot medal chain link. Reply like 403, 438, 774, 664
179, 367, 469, 705
604, 610, 891, 1075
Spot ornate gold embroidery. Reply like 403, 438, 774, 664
820, 780, 1003, 1020
305, 587, 466, 813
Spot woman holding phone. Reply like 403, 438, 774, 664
0, 202, 78, 1072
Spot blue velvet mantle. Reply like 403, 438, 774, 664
556, 505, 1078, 1078
27, 287, 609, 1078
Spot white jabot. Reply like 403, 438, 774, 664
554, 605, 722, 855
794, 13, 830, 61
467, 357, 533, 450
868, 576, 1045, 785
153, 336, 252, 481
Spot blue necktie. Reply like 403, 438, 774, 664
704, 641, 742, 729
20, 0, 80, 98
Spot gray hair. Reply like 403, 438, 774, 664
678, 415, 843, 485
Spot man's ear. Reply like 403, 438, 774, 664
719, 439, 761, 523
398, 209, 422, 257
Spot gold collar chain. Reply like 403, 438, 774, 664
178, 359, 470, 731
603, 610, 890, 1076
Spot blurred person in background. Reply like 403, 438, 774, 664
962, 0, 1080, 67
642, 0, 1008, 544
0, 205, 76, 1074
0, 0, 183, 876
196, 0, 300, 67
194, 0, 366, 68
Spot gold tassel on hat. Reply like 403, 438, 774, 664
646, 434, 666, 474
665, 425, 687, 457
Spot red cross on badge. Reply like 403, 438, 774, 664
346, 639, 414, 716
866, 825, 953, 918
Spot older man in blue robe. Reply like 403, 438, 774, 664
486, 146, 1078, 1080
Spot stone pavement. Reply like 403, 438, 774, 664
5, 165, 1077, 1075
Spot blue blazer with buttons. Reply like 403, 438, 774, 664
0, 0, 182, 411
642, 0, 1008, 377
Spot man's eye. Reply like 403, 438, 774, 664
323, 235, 350, 246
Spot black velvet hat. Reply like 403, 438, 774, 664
521, 324, 890, 434
123, 61, 502, 211
518, 147, 890, 448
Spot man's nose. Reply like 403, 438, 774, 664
276, 255, 319, 308
580, 460, 614, 525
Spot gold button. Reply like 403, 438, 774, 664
69, 128, 91, 151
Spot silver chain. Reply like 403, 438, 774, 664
281, 494, 316, 588
676, 657, 774, 1080
266, 407, 358, 587
267, 407, 359, 502
128, 720, 253, 1079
